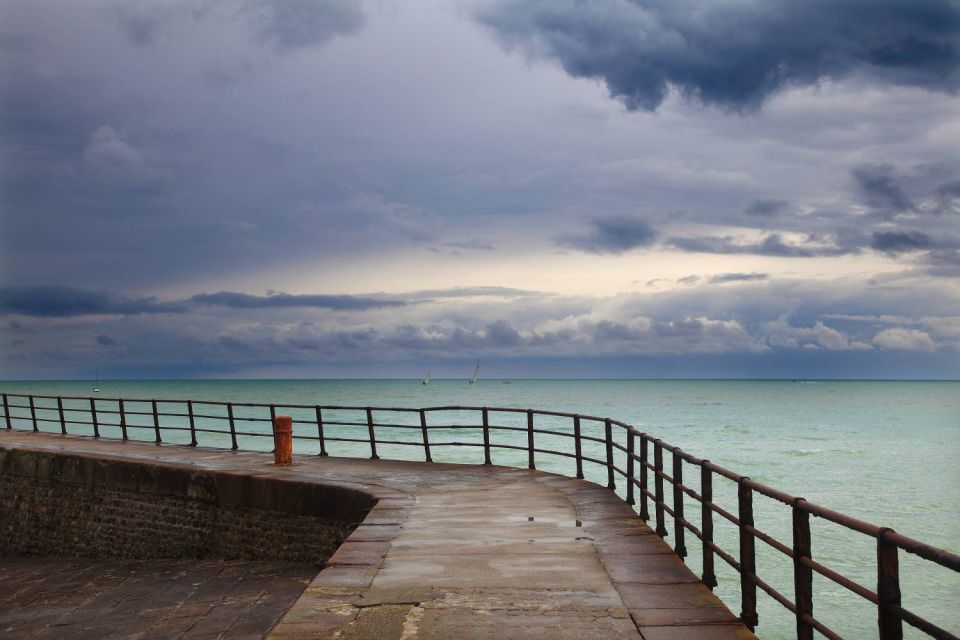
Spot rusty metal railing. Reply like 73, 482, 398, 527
1, 391, 957, 639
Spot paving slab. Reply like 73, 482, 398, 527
0, 431, 756, 639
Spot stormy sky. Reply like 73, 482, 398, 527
1, 0, 959, 379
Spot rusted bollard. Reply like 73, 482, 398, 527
273, 415, 293, 465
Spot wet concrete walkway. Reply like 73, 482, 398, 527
0, 431, 755, 640
0, 557, 314, 639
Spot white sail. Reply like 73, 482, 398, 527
422, 371, 431, 385
468, 359, 480, 385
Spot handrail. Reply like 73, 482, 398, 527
1, 390, 957, 640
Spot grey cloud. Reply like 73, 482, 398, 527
189, 291, 404, 310
96, 334, 117, 346
935, 180, 960, 214
667, 233, 853, 257
0, 286, 186, 317
478, 0, 960, 111
107, 1, 364, 52
4, 274, 958, 378
244, 0, 365, 51
109, 5, 173, 47
744, 199, 789, 217
870, 230, 932, 254
708, 273, 770, 284
853, 164, 915, 213
407, 287, 542, 300
0, 286, 405, 318
556, 216, 657, 254
485, 320, 522, 347
677, 275, 699, 285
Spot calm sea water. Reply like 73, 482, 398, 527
2, 379, 957, 639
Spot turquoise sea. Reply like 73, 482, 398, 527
1, 379, 957, 639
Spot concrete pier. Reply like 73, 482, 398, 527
0, 431, 755, 639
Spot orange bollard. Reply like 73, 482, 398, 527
273, 415, 293, 465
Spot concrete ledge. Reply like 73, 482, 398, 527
0, 446, 376, 562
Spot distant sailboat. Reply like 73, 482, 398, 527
93, 370, 100, 393
468, 360, 480, 385
422, 371, 432, 385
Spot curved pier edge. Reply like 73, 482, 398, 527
0, 431, 755, 640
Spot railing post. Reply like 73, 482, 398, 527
604, 418, 615, 490
226, 402, 236, 449
89, 397, 99, 437
269, 404, 276, 451
626, 431, 635, 505
2, 393, 10, 430
315, 406, 327, 456
272, 415, 293, 465
152, 400, 161, 443
738, 479, 758, 631
877, 528, 903, 640
482, 408, 492, 465
793, 498, 814, 640
419, 409, 432, 462
366, 408, 379, 460
573, 415, 584, 479
29, 395, 37, 432
672, 450, 687, 558
119, 399, 128, 440
639, 435, 649, 521
701, 462, 717, 589
654, 440, 667, 537
57, 397, 66, 435
526, 410, 535, 469
185, 400, 194, 445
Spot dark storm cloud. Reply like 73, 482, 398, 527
0, 286, 186, 317
853, 164, 915, 213
478, 0, 960, 111
744, 199, 789, 217
189, 291, 404, 310
708, 273, 770, 284
556, 216, 657, 254
870, 231, 932, 254
667, 234, 854, 257
244, 0, 366, 51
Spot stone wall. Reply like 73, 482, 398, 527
0, 448, 375, 563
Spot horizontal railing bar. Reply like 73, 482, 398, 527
800, 556, 878, 604
803, 614, 844, 640
894, 603, 959, 640
702, 459, 744, 483
706, 538, 741, 573
745, 524, 794, 558
753, 571, 797, 614
706, 500, 741, 527
680, 483, 703, 503
885, 531, 960, 571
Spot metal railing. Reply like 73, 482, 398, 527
1, 391, 957, 640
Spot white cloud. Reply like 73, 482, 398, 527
764, 318, 872, 351
83, 126, 144, 171
873, 328, 936, 351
